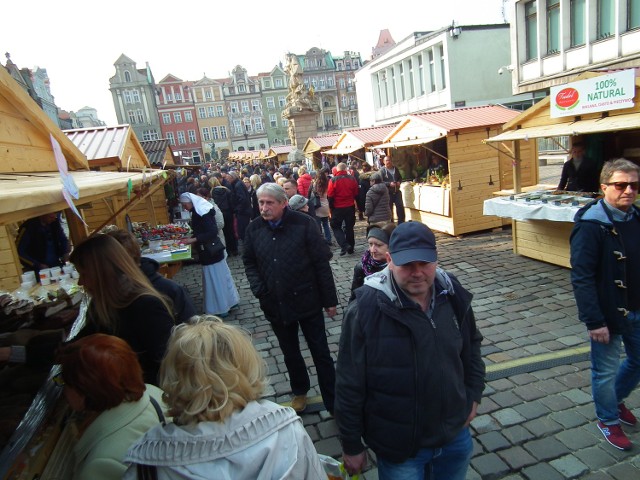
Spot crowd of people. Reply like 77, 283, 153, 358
6, 154, 640, 479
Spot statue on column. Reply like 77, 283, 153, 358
283, 53, 316, 115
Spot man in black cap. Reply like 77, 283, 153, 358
335, 221, 485, 480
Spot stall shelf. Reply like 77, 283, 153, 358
485, 69, 640, 267
378, 105, 537, 235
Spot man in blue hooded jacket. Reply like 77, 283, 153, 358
570, 158, 640, 451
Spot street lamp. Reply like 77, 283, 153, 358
243, 123, 249, 150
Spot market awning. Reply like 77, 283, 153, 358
486, 113, 640, 142
375, 134, 443, 149
323, 146, 360, 155
0, 169, 167, 224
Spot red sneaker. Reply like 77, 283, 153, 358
597, 421, 632, 450
618, 403, 638, 426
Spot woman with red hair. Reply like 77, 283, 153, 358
55, 334, 165, 480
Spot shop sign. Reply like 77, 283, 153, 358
550, 69, 635, 118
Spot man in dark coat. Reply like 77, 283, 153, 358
558, 142, 601, 192
16, 212, 70, 277
379, 155, 405, 223
336, 222, 485, 478
243, 183, 338, 414
224, 171, 252, 242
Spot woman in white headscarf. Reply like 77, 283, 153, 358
179, 193, 239, 318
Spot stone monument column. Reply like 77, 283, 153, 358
282, 53, 319, 164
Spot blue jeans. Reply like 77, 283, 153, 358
315, 216, 332, 243
377, 427, 472, 480
591, 311, 640, 424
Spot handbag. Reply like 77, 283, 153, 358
198, 235, 225, 262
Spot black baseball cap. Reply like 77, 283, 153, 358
389, 222, 437, 266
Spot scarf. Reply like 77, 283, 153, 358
361, 249, 387, 277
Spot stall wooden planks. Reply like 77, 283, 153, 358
0, 225, 20, 291
512, 219, 573, 268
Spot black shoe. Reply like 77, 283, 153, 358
340, 246, 348, 256
347, 247, 354, 254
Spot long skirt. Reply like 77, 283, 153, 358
202, 256, 239, 316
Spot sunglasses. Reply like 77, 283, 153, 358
605, 182, 640, 191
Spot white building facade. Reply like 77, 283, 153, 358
356, 24, 535, 127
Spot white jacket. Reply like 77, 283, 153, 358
123, 400, 326, 480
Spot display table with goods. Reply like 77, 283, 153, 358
483, 190, 599, 268
119, 223, 193, 278
0, 268, 86, 479
401, 174, 453, 232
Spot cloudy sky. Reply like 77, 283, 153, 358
2, 0, 511, 125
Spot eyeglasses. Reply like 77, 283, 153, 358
52, 373, 65, 387
605, 182, 639, 191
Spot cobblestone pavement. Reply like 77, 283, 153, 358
173, 166, 640, 479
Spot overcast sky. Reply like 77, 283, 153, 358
2, 0, 510, 125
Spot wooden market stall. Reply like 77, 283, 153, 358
227, 148, 276, 164
484, 69, 640, 267
377, 105, 537, 236
271, 145, 293, 165
64, 125, 171, 231
0, 64, 170, 479
140, 138, 176, 168
323, 124, 396, 165
302, 133, 341, 168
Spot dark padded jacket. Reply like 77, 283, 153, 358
570, 199, 640, 334
140, 257, 196, 324
335, 267, 485, 463
242, 208, 338, 325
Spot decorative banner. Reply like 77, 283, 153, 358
50, 134, 80, 199
550, 69, 635, 118
127, 179, 133, 200
61, 189, 88, 226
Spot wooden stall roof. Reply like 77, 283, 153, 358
227, 149, 276, 162
64, 125, 151, 169
487, 73, 640, 143
140, 139, 175, 166
0, 169, 167, 225
324, 124, 397, 155
379, 105, 522, 148
271, 145, 293, 156
0, 66, 88, 173
302, 133, 341, 155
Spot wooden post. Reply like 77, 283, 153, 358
513, 141, 522, 194
145, 196, 158, 226
64, 209, 89, 247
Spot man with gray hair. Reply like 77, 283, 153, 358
243, 183, 338, 414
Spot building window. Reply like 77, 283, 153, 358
282, 118, 289, 127
185, 111, 193, 122
123, 90, 132, 104
352, 114, 357, 126
241, 101, 250, 113
428, 50, 436, 92
210, 127, 219, 140
219, 126, 227, 138
127, 110, 136, 124
525, 0, 538, 60
234, 120, 242, 134
598, 0, 615, 38
205, 90, 212, 100
231, 102, 239, 114
202, 128, 211, 141
124, 70, 131, 82
188, 130, 196, 143
132, 90, 141, 103
136, 109, 144, 123
175, 92, 182, 101
328, 77, 335, 87
570, 0, 586, 46
267, 97, 275, 108
252, 99, 261, 111
408, 59, 415, 98
162, 113, 171, 124
349, 95, 355, 106
390, 67, 397, 104
198, 107, 206, 119
275, 78, 283, 87
206, 106, 214, 118
174, 112, 182, 123
255, 118, 263, 132
238, 84, 246, 93
142, 130, 158, 141
216, 105, 224, 116
342, 95, 348, 108
167, 132, 175, 145
418, 55, 425, 95
278, 96, 286, 107
177, 131, 186, 144
339, 78, 346, 89
630, 0, 640, 29
343, 114, 350, 126
547, 0, 560, 52
439, 45, 446, 89
192, 151, 201, 164
270, 114, 277, 127
319, 77, 325, 89
243, 119, 252, 133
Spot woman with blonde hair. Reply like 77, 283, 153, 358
124, 316, 326, 479
70, 235, 174, 385
248, 173, 261, 219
